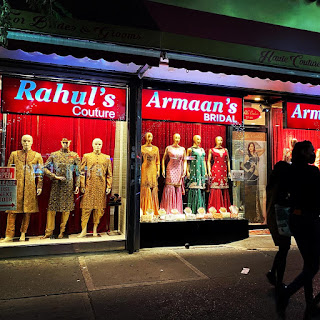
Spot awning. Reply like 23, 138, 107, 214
7, 31, 161, 67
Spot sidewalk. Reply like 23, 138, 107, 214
0, 235, 316, 320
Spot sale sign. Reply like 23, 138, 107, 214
142, 89, 243, 125
1, 77, 127, 120
0, 168, 17, 211
287, 102, 320, 130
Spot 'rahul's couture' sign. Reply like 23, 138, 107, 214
1, 77, 127, 120
287, 102, 320, 130
142, 89, 243, 125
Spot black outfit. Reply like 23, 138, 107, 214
266, 161, 291, 287
286, 163, 320, 305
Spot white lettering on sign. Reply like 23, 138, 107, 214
145, 91, 239, 114
291, 104, 320, 120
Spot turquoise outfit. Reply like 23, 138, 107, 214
187, 146, 206, 213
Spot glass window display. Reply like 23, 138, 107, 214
0, 76, 128, 246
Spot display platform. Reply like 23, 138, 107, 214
140, 219, 249, 248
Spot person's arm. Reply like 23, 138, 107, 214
256, 148, 265, 157
74, 153, 81, 194
80, 154, 87, 193
36, 153, 44, 196
182, 149, 187, 177
186, 148, 191, 178
156, 147, 160, 178
106, 156, 112, 194
162, 147, 168, 178
203, 148, 207, 176
226, 149, 231, 178
207, 149, 212, 177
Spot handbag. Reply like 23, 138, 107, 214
274, 204, 292, 237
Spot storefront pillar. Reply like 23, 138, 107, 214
127, 78, 143, 253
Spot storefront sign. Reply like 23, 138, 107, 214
142, 89, 242, 125
286, 102, 320, 130
1, 77, 127, 120
244, 107, 261, 120
0, 168, 17, 211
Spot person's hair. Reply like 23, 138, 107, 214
268, 161, 291, 189
291, 140, 314, 164
247, 142, 256, 155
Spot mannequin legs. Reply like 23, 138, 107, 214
41, 210, 70, 239
78, 209, 104, 238
2, 212, 31, 241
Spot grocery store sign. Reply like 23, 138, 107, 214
142, 89, 243, 125
1, 77, 127, 120
287, 102, 320, 130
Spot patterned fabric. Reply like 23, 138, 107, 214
210, 148, 229, 189
80, 152, 112, 209
7, 150, 43, 213
187, 147, 206, 213
44, 149, 80, 212
140, 145, 160, 215
160, 146, 185, 214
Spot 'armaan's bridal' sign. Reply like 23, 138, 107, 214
1, 77, 127, 120
142, 89, 243, 125
287, 102, 320, 130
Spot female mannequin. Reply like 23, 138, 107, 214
283, 138, 298, 163
244, 141, 265, 223
186, 135, 207, 213
140, 132, 160, 215
207, 136, 231, 211
160, 133, 186, 214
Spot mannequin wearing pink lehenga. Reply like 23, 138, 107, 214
160, 133, 187, 214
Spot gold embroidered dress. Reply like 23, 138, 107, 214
7, 149, 43, 213
44, 149, 80, 211
80, 152, 112, 209
140, 145, 160, 215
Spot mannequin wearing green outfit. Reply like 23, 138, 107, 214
187, 135, 207, 213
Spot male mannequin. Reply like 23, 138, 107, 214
207, 136, 231, 211
78, 138, 112, 237
41, 138, 80, 239
186, 135, 207, 213
2, 134, 43, 242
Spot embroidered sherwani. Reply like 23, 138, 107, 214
80, 152, 112, 209
7, 149, 43, 213
43, 148, 80, 236
6, 149, 43, 238
44, 149, 80, 212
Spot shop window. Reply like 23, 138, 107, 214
0, 76, 128, 246
140, 88, 246, 223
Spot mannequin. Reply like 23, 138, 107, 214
41, 138, 80, 239
207, 136, 231, 211
140, 132, 160, 215
186, 135, 207, 214
78, 138, 112, 237
160, 133, 187, 214
315, 148, 320, 168
2, 134, 43, 242
283, 138, 298, 163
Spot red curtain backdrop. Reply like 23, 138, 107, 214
272, 108, 320, 165
142, 120, 227, 202
0, 114, 116, 237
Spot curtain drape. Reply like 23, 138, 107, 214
272, 108, 320, 165
0, 114, 116, 237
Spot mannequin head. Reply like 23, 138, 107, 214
215, 136, 223, 147
92, 138, 103, 153
193, 135, 201, 147
61, 138, 71, 150
173, 133, 180, 145
145, 132, 153, 145
21, 134, 33, 151
291, 138, 298, 149
248, 142, 256, 155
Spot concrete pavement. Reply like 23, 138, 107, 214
0, 235, 318, 320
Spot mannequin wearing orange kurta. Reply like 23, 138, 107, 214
78, 138, 112, 238
2, 134, 43, 242
140, 132, 160, 215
